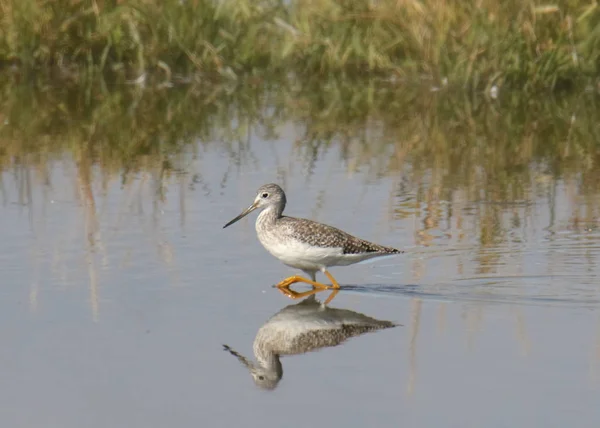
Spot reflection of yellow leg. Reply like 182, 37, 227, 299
277, 288, 339, 305
322, 270, 341, 289
275, 275, 331, 289
277, 287, 324, 300
323, 289, 339, 305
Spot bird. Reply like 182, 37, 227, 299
223, 294, 398, 390
223, 183, 403, 292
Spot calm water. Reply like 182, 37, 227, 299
1, 81, 600, 427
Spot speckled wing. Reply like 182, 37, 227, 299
278, 216, 403, 255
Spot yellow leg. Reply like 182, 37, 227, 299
275, 275, 331, 289
322, 269, 341, 289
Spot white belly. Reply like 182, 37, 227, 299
257, 233, 378, 271
258, 234, 343, 271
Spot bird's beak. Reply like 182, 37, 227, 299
222, 345, 255, 370
223, 201, 258, 229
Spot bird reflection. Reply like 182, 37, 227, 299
223, 291, 399, 390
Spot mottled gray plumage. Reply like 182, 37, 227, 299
223, 295, 398, 390
276, 216, 402, 254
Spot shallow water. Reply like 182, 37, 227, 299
1, 82, 600, 427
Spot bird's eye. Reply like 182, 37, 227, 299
258, 375, 265, 380
261, 193, 269, 199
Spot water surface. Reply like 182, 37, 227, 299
1, 80, 599, 427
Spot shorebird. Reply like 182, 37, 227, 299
223, 294, 398, 389
223, 183, 403, 293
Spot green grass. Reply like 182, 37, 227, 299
1, 0, 600, 90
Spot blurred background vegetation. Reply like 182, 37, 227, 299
1, 0, 600, 200
1, 0, 600, 90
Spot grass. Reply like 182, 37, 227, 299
1, 0, 600, 90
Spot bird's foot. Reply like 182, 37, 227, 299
274, 275, 332, 289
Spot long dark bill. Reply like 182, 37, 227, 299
223, 202, 258, 228
222, 345, 254, 369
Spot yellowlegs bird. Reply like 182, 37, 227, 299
223, 294, 398, 389
223, 183, 403, 293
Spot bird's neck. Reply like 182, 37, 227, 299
254, 344, 283, 378
256, 205, 282, 228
